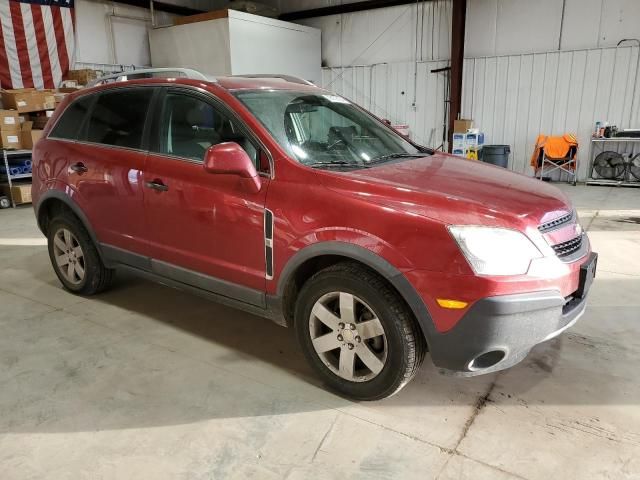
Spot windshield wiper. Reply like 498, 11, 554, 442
368, 153, 426, 164
306, 161, 370, 169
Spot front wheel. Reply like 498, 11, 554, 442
295, 262, 426, 400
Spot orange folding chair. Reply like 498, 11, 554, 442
530, 134, 579, 185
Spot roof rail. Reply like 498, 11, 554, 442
88, 67, 212, 87
231, 74, 315, 86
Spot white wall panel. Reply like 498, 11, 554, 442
228, 10, 322, 83
149, 17, 232, 75
466, 0, 640, 57
495, 0, 562, 55
76, 0, 176, 67
561, 0, 602, 50
461, 46, 640, 180
299, 1, 451, 66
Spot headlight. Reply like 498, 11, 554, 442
448, 226, 542, 276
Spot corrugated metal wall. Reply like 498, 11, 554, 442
322, 59, 450, 149
321, 45, 640, 181
462, 45, 640, 179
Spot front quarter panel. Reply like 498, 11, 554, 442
266, 165, 469, 297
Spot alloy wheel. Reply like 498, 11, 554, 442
309, 291, 388, 382
53, 228, 85, 285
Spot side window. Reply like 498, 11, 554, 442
49, 95, 93, 140
154, 92, 259, 165
82, 88, 153, 149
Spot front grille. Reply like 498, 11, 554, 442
551, 235, 583, 258
538, 212, 573, 233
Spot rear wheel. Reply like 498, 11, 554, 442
295, 262, 426, 400
47, 214, 114, 295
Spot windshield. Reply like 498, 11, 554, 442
233, 90, 424, 168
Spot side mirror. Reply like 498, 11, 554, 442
203, 142, 261, 193
382, 118, 392, 126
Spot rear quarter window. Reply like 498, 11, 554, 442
81, 88, 153, 149
49, 95, 94, 140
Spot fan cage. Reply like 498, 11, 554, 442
593, 151, 626, 180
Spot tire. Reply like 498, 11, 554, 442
47, 213, 114, 295
295, 262, 426, 401
0, 196, 10, 209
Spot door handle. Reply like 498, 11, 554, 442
70, 162, 88, 174
145, 180, 169, 192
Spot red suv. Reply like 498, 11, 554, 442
32, 71, 597, 400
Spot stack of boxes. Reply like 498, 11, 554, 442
0, 110, 21, 150
0, 88, 57, 150
452, 119, 484, 160
1, 88, 59, 205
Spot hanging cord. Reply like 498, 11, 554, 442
412, 0, 420, 110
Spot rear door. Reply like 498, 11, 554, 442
143, 87, 270, 301
68, 87, 156, 255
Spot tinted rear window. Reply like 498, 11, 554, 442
49, 95, 93, 140
82, 88, 153, 149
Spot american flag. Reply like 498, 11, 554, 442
0, 0, 75, 90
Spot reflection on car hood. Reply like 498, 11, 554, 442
331, 152, 572, 228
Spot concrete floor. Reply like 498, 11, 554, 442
0, 184, 639, 480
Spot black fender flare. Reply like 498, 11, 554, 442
276, 241, 438, 343
36, 190, 108, 265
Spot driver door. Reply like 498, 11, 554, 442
143, 88, 270, 302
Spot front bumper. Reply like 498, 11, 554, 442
427, 287, 588, 376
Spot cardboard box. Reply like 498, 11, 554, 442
465, 132, 485, 146
65, 69, 97, 85
1, 183, 32, 204
452, 132, 465, 148
1, 89, 55, 113
0, 110, 20, 131
57, 87, 81, 93
21, 121, 43, 149
1, 88, 37, 113
1, 130, 22, 149
32, 113, 50, 129
174, 9, 228, 26
60, 80, 79, 88
42, 92, 56, 110
453, 119, 474, 133
53, 88, 79, 105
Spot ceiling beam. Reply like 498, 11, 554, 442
279, 0, 432, 22
113, 0, 205, 17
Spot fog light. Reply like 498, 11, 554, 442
436, 298, 468, 309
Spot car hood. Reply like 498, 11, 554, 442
332, 152, 572, 228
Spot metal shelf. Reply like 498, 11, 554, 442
1, 172, 32, 181
2, 149, 33, 208
586, 179, 640, 187
0, 172, 31, 181
2, 149, 33, 156
590, 138, 640, 143
586, 138, 640, 188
